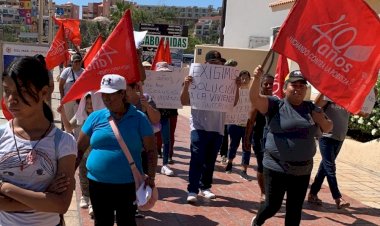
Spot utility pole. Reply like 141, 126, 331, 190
48, 0, 53, 43
38, 0, 44, 44
219, 0, 226, 46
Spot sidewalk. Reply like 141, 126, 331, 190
67, 108, 380, 226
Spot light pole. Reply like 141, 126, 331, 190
48, 0, 53, 43
38, 0, 44, 44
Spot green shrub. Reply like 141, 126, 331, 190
348, 77, 380, 139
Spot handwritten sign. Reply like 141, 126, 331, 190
144, 70, 187, 109
361, 88, 376, 114
189, 63, 239, 112
225, 89, 251, 125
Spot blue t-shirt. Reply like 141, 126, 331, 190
82, 105, 153, 184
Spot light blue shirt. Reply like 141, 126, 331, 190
82, 106, 153, 184
190, 109, 226, 135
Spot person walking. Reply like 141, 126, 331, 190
181, 50, 240, 203
250, 66, 333, 226
308, 94, 351, 209
76, 74, 157, 226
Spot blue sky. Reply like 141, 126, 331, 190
55, 0, 222, 7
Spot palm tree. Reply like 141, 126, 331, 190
108, 1, 134, 32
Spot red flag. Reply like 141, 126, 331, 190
272, 0, 380, 114
164, 39, 172, 64
83, 35, 104, 68
273, 54, 289, 99
1, 97, 13, 121
53, 17, 81, 46
45, 25, 69, 70
150, 38, 165, 70
62, 10, 139, 104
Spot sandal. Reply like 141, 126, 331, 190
335, 198, 350, 209
307, 193, 322, 205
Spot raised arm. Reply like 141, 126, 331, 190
249, 66, 269, 114
180, 76, 192, 106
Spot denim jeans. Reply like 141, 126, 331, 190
89, 179, 136, 226
310, 137, 344, 199
227, 125, 251, 165
158, 117, 170, 165
254, 168, 310, 226
188, 130, 223, 193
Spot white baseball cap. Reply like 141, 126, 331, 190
96, 74, 127, 94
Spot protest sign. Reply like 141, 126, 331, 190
144, 70, 186, 109
189, 63, 239, 112
225, 88, 251, 125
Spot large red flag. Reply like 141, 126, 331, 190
45, 25, 69, 70
1, 98, 13, 121
150, 38, 165, 70
273, 54, 289, 99
164, 39, 172, 64
83, 35, 104, 68
53, 17, 81, 46
272, 0, 380, 114
62, 10, 140, 104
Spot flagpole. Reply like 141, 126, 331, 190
261, 48, 274, 71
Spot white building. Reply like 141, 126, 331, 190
223, 0, 290, 49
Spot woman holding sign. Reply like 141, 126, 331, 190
250, 66, 333, 226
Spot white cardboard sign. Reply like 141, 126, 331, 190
225, 88, 251, 125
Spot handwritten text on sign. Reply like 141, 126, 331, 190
189, 63, 239, 112
225, 89, 251, 125
144, 70, 187, 109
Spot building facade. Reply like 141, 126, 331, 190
56, 2, 80, 19
194, 15, 221, 42
82, 2, 102, 20
0, 5, 20, 24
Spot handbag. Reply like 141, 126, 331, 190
108, 117, 158, 211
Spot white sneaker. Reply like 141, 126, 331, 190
88, 205, 94, 217
79, 196, 90, 208
201, 189, 216, 199
187, 192, 198, 203
161, 165, 174, 176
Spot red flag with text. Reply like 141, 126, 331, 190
164, 39, 172, 64
45, 25, 69, 70
83, 35, 104, 68
62, 10, 140, 104
1, 98, 13, 121
151, 38, 165, 70
53, 17, 81, 46
273, 54, 289, 99
272, 0, 380, 113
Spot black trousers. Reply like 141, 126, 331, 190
255, 167, 310, 226
89, 179, 136, 226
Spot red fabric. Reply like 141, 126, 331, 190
150, 38, 165, 70
45, 25, 69, 70
1, 97, 13, 121
164, 40, 172, 65
62, 10, 140, 104
273, 54, 289, 99
83, 35, 104, 68
53, 17, 81, 46
272, 0, 380, 114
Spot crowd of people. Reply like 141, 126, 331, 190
0, 48, 369, 226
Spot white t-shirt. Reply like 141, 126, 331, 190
0, 123, 77, 226
60, 67, 84, 95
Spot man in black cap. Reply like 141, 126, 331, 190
181, 50, 240, 204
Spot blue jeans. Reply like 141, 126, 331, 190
227, 125, 251, 165
160, 117, 171, 165
188, 130, 223, 193
310, 137, 344, 199
254, 168, 310, 226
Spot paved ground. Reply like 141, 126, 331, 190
1, 67, 380, 225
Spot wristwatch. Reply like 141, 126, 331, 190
314, 106, 323, 113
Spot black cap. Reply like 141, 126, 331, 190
205, 50, 222, 62
285, 70, 307, 84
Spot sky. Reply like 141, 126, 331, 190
55, 0, 222, 8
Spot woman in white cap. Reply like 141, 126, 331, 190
76, 74, 157, 226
